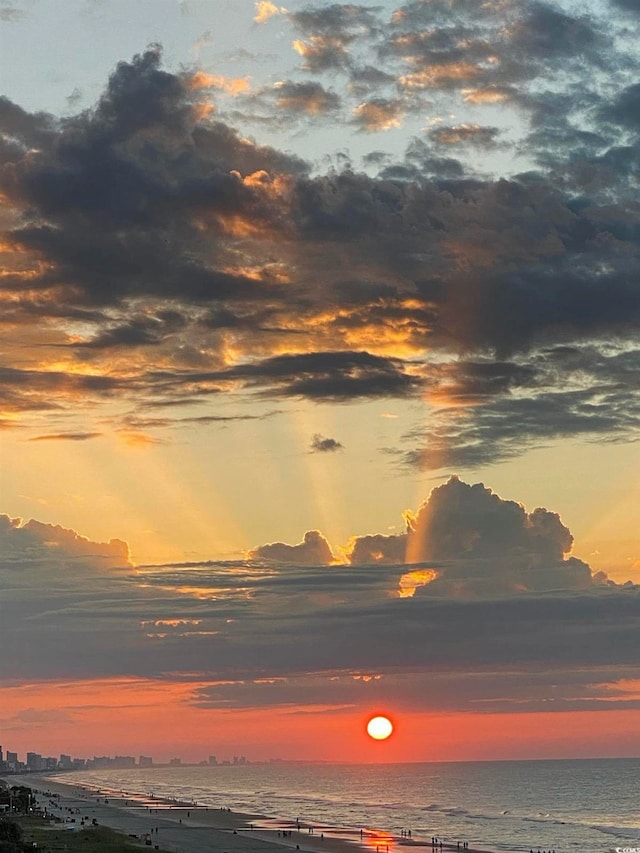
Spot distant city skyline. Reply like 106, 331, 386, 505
0, 745, 254, 772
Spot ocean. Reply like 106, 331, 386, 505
58, 759, 639, 853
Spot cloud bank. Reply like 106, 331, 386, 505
249, 528, 335, 564
347, 476, 593, 596
0, 514, 130, 572
1, 479, 637, 718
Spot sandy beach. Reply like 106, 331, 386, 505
13, 775, 500, 853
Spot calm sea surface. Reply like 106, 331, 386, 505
61, 759, 639, 853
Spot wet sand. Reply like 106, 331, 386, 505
15, 775, 501, 853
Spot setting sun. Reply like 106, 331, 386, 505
367, 715, 394, 740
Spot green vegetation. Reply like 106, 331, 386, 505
0, 784, 169, 853
0, 817, 25, 853
11, 816, 170, 853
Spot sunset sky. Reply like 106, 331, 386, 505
1, 0, 640, 764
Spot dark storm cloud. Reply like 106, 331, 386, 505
384, 0, 613, 90
427, 124, 502, 148
140, 351, 420, 402
214, 350, 422, 400
248, 529, 335, 564
0, 366, 125, 414
310, 433, 344, 452
285, 4, 384, 75
289, 1, 381, 72
415, 195, 640, 356
599, 82, 640, 130
78, 312, 187, 349
189, 665, 640, 714
290, 4, 381, 37
290, 38, 352, 73
346, 476, 594, 596
274, 81, 342, 115
347, 65, 396, 97
400, 346, 640, 469
152, 573, 638, 696
402, 401, 627, 470
509, 2, 607, 65
1, 47, 307, 308
226, 81, 342, 131
430, 360, 537, 402
1, 18, 640, 465
385, 139, 465, 178
0, 96, 55, 150
347, 532, 406, 565
2, 487, 638, 714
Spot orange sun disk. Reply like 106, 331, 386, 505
366, 715, 394, 740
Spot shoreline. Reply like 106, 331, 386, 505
10, 774, 503, 853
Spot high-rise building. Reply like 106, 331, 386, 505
139, 756, 153, 767
26, 752, 43, 771
208, 755, 217, 765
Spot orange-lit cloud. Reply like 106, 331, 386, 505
463, 86, 512, 103
116, 431, 164, 448
397, 568, 439, 597
274, 81, 340, 116
399, 63, 481, 90
292, 36, 348, 71
187, 71, 250, 95
254, 1, 286, 23
191, 102, 215, 121
353, 99, 404, 132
